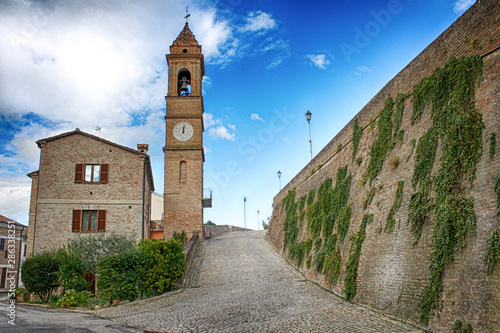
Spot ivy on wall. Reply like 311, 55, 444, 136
366, 96, 395, 185
484, 230, 499, 274
344, 213, 373, 300
352, 118, 363, 161
404, 55, 485, 325
385, 180, 404, 233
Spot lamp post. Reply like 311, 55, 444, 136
305, 110, 312, 160
277, 170, 282, 191
244, 197, 247, 231
257, 210, 260, 230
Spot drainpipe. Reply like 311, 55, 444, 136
142, 157, 146, 240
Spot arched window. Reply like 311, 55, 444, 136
178, 69, 191, 96
179, 161, 187, 183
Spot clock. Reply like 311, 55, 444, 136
173, 122, 194, 142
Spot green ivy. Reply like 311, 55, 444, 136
352, 118, 363, 161
385, 180, 404, 233
407, 138, 416, 162
367, 96, 395, 185
409, 178, 433, 245
412, 55, 484, 325
323, 251, 342, 287
282, 189, 299, 252
412, 127, 438, 190
344, 214, 373, 300
337, 205, 353, 242
484, 230, 500, 274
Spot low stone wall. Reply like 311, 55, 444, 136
178, 232, 199, 286
204, 225, 253, 237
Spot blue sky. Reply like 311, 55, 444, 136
0, 0, 475, 229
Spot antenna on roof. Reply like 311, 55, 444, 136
96, 126, 101, 137
184, 5, 190, 23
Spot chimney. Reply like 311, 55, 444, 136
137, 144, 149, 153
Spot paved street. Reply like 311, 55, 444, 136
98, 231, 422, 332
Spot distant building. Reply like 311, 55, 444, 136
26, 129, 154, 255
0, 214, 28, 289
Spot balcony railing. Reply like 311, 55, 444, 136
150, 220, 164, 230
202, 188, 212, 208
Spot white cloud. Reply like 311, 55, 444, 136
453, 0, 475, 14
208, 126, 235, 141
203, 113, 235, 141
354, 65, 373, 76
250, 113, 264, 122
306, 53, 331, 70
240, 11, 276, 32
283, 137, 291, 144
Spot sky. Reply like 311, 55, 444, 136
0, 0, 476, 229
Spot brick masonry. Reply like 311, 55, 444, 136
266, 1, 500, 332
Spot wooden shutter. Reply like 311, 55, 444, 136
75, 164, 84, 183
100, 164, 109, 183
72, 210, 81, 232
97, 210, 106, 232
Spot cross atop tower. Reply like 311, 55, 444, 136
184, 6, 190, 23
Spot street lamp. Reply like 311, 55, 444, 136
305, 110, 312, 160
244, 197, 247, 231
257, 210, 260, 230
277, 170, 282, 191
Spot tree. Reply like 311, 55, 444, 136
21, 251, 60, 303
204, 220, 216, 225
262, 217, 270, 230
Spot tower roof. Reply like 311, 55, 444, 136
172, 22, 199, 46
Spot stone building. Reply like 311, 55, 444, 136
26, 129, 154, 255
0, 214, 28, 289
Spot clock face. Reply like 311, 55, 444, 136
173, 122, 194, 142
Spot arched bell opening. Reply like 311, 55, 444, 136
177, 69, 191, 96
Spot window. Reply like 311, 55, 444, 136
0, 238, 4, 251
75, 164, 108, 183
72, 210, 106, 232
180, 161, 187, 183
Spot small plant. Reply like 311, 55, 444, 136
56, 289, 94, 308
173, 230, 188, 243
484, 230, 500, 274
453, 320, 473, 333
388, 157, 400, 169
352, 118, 363, 161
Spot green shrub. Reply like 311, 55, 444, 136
21, 251, 60, 303
96, 250, 144, 303
56, 247, 90, 293
139, 238, 186, 296
56, 289, 94, 308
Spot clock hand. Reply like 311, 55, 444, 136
182, 125, 185, 134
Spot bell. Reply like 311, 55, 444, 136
179, 77, 190, 93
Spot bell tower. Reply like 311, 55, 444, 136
163, 21, 205, 241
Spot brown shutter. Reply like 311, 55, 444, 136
100, 164, 109, 183
72, 210, 81, 232
75, 164, 84, 183
97, 210, 106, 232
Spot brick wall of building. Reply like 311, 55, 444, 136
27, 131, 153, 255
266, 1, 499, 332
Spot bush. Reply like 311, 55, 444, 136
56, 289, 94, 308
139, 238, 186, 296
21, 251, 60, 303
96, 250, 145, 303
56, 247, 90, 293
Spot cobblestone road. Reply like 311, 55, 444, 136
99, 231, 422, 333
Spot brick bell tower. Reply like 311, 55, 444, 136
164, 21, 206, 241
